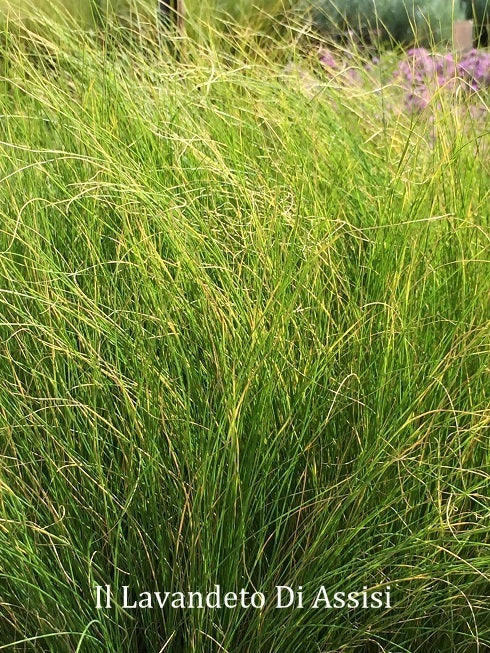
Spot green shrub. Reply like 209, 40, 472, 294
463, 0, 489, 22
0, 0, 96, 24
307, 0, 466, 44
463, 0, 489, 45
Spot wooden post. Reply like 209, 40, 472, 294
159, 0, 185, 35
453, 19, 473, 51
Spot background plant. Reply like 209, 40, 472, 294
305, 0, 466, 44
463, 0, 489, 23
462, 0, 490, 45
0, 0, 295, 30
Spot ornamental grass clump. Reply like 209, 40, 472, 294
0, 9, 489, 653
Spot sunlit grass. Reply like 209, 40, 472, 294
0, 10, 488, 653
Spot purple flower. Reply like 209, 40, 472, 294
406, 88, 431, 112
313, 43, 489, 117
457, 49, 490, 89
392, 47, 490, 113
318, 48, 338, 69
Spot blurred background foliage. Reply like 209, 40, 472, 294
308, 0, 464, 43
307, 0, 488, 44
0, 0, 293, 27
0, 1, 488, 48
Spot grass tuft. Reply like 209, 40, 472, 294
0, 9, 488, 652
